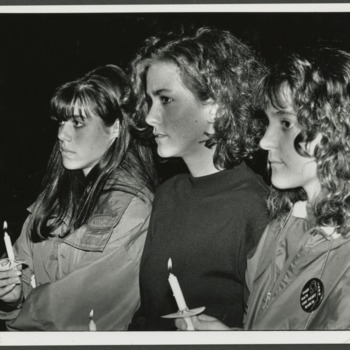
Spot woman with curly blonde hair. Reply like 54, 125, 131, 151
176, 47, 350, 330
129, 27, 269, 331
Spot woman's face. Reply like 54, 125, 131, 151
58, 106, 119, 176
145, 61, 215, 164
260, 94, 321, 200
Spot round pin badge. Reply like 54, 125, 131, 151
300, 278, 324, 313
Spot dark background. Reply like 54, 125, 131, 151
1, 11, 350, 252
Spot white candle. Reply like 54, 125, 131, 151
30, 275, 37, 288
167, 258, 195, 330
3, 221, 15, 262
89, 309, 97, 331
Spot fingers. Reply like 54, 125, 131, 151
197, 314, 219, 322
175, 317, 190, 330
176, 316, 208, 331
175, 314, 232, 331
0, 270, 22, 289
0, 269, 22, 280
0, 283, 17, 298
0, 276, 21, 288
192, 315, 220, 331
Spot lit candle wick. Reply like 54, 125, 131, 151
3, 221, 15, 262
89, 309, 97, 331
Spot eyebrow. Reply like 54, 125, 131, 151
71, 113, 87, 121
275, 109, 296, 117
147, 88, 172, 96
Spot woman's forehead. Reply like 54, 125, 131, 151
71, 99, 96, 119
268, 82, 295, 111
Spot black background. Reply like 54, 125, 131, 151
1, 11, 350, 254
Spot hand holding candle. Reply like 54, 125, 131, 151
3, 221, 15, 262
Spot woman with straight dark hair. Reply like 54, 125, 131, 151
0, 64, 157, 330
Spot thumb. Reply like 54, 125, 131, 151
175, 317, 189, 330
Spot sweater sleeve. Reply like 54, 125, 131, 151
5, 194, 152, 331
244, 225, 270, 300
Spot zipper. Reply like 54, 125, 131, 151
262, 291, 272, 310
259, 210, 293, 313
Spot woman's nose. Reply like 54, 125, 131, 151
58, 122, 72, 142
259, 126, 275, 150
145, 104, 160, 127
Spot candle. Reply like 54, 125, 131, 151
89, 309, 97, 331
3, 221, 15, 262
30, 274, 37, 288
167, 258, 195, 330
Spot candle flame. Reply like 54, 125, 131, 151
3, 221, 7, 231
168, 258, 172, 272
89, 309, 94, 319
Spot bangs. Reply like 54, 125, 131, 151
269, 82, 294, 111
50, 82, 99, 123
257, 75, 294, 112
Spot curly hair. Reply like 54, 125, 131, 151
256, 47, 350, 235
130, 26, 267, 169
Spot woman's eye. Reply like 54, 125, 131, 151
281, 120, 292, 130
160, 96, 173, 105
73, 120, 84, 128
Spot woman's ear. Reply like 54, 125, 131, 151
206, 101, 221, 123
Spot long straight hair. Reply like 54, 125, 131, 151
31, 65, 157, 241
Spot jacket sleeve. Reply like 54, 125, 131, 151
6, 194, 152, 331
237, 187, 269, 297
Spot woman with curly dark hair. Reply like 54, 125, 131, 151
129, 27, 269, 330
176, 47, 350, 330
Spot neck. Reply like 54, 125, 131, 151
304, 180, 321, 204
183, 146, 221, 177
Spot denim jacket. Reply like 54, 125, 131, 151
1, 172, 153, 331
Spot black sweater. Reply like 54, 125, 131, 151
131, 162, 269, 330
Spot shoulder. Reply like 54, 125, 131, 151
154, 173, 189, 197
235, 164, 268, 194
96, 171, 154, 220
232, 166, 268, 207
75, 185, 153, 252
158, 173, 189, 189
229, 182, 268, 217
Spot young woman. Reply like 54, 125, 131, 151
176, 47, 350, 330
129, 27, 269, 330
0, 64, 157, 330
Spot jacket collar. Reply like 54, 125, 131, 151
292, 201, 340, 240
